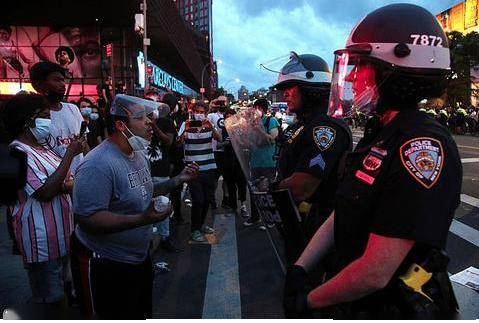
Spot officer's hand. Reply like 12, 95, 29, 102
142, 201, 172, 224
283, 265, 312, 319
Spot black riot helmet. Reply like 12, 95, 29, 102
273, 52, 332, 114
328, 4, 451, 119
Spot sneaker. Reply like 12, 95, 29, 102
154, 261, 171, 273
240, 207, 249, 218
202, 225, 215, 234
243, 218, 261, 227
266, 222, 275, 229
258, 225, 267, 231
191, 230, 206, 242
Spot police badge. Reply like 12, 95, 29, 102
313, 126, 336, 151
400, 137, 444, 189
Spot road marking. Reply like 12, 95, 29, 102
450, 219, 479, 248
458, 145, 479, 151
461, 158, 479, 164
202, 214, 241, 319
461, 194, 479, 208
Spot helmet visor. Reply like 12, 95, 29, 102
328, 52, 385, 119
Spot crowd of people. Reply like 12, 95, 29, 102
0, 2, 470, 320
0, 57, 288, 318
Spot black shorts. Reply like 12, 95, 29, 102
70, 233, 153, 319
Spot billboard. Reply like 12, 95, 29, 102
0, 26, 101, 83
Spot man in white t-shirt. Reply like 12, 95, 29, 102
207, 96, 229, 208
30, 62, 88, 174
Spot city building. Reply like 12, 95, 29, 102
238, 85, 249, 101
0, 0, 214, 101
174, 0, 215, 98
436, 0, 479, 34
436, 0, 479, 107
174, 0, 213, 55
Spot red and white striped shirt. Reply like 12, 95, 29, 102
9, 140, 74, 264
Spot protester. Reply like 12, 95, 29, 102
77, 97, 105, 149
222, 108, 248, 217
178, 101, 222, 242
147, 100, 182, 252
162, 92, 187, 224
207, 95, 229, 208
1, 93, 85, 305
244, 98, 280, 229
30, 61, 89, 174
70, 94, 197, 319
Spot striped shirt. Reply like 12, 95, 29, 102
9, 140, 74, 264
179, 121, 217, 172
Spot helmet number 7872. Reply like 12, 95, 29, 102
410, 34, 443, 47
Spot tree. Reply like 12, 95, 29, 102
446, 31, 479, 108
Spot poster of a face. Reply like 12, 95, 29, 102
0, 26, 101, 82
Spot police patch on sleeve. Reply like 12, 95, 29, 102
313, 126, 336, 151
399, 137, 444, 189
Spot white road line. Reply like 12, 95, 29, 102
202, 214, 241, 319
461, 194, 479, 208
461, 158, 479, 164
450, 219, 479, 248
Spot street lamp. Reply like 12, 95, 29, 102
201, 62, 215, 100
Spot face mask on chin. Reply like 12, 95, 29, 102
121, 123, 150, 152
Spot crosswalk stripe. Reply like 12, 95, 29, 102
461, 194, 479, 208
450, 219, 479, 248
202, 214, 241, 319
461, 158, 479, 164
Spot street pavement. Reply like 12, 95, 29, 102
1, 133, 479, 319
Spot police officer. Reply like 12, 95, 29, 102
284, 4, 461, 319
274, 53, 352, 261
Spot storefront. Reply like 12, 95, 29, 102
0, 0, 212, 102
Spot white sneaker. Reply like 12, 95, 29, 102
240, 203, 249, 218
202, 225, 215, 234
191, 230, 206, 242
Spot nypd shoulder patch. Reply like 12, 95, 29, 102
399, 137, 444, 189
313, 126, 336, 151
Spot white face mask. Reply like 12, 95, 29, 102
121, 123, 150, 152
30, 118, 52, 144
194, 113, 205, 121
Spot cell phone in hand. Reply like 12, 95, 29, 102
79, 121, 88, 137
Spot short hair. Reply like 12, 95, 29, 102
0, 93, 50, 142
161, 92, 178, 111
253, 98, 269, 111
29, 61, 66, 84
77, 97, 94, 106
54, 46, 75, 63
0, 25, 12, 35
105, 114, 129, 136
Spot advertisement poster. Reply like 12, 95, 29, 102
0, 26, 101, 82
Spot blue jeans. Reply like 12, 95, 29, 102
24, 255, 70, 303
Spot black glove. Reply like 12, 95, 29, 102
283, 265, 312, 319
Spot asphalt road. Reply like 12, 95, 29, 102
1, 134, 478, 319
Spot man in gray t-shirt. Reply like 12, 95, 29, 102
74, 139, 154, 263
71, 95, 172, 319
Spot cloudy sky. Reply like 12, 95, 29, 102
213, 0, 458, 95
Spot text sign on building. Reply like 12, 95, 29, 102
136, 51, 184, 94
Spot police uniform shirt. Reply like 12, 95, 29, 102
278, 113, 352, 209
334, 109, 462, 273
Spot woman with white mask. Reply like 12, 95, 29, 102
1, 93, 86, 306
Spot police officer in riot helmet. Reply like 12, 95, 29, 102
275, 52, 352, 262
284, 4, 461, 319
